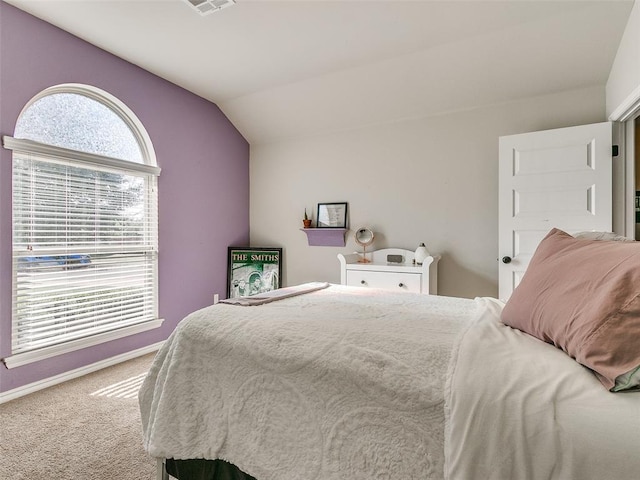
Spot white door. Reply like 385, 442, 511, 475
498, 122, 612, 300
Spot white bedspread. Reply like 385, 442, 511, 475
139, 284, 479, 480
445, 297, 640, 480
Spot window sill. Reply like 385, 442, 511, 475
2, 318, 164, 369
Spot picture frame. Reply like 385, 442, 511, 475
227, 247, 283, 299
316, 202, 348, 228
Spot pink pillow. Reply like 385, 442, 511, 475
501, 228, 640, 391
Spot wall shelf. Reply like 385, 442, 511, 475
300, 228, 348, 247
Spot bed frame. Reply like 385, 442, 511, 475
157, 459, 169, 480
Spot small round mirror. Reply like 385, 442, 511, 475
354, 228, 374, 263
354, 228, 374, 247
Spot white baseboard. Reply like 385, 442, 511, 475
0, 341, 163, 404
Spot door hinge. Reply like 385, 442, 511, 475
612, 145, 619, 157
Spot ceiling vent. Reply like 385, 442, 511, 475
184, 0, 236, 16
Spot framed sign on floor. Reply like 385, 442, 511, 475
227, 247, 282, 299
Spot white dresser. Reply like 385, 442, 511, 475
337, 248, 440, 295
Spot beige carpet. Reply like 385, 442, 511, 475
0, 353, 157, 480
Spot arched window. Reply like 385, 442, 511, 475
2, 84, 161, 367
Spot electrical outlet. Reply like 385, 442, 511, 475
213, 294, 219, 304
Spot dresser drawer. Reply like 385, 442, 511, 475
345, 270, 422, 293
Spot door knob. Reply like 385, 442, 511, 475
502, 256, 512, 264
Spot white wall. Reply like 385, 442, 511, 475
607, 1, 640, 118
250, 86, 605, 299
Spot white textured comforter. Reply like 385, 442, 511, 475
139, 284, 479, 479
140, 286, 640, 480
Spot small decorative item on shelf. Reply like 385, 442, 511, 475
414, 242, 430, 265
317, 202, 348, 228
303, 209, 312, 228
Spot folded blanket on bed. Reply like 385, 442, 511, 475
139, 284, 480, 480
219, 281, 330, 306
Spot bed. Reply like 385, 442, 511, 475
139, 229, 640, 480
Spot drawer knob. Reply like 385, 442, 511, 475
360, 280, 366, 285
398, 282, 404, 287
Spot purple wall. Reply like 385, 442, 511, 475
0, 2, 250, 393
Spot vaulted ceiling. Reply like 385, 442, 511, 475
5, 0, 635, 144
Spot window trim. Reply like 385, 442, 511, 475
2, 137, 161, 176
3, 84, 162, 368
16, 83, 158, 168
3, 145, 162, 368
3, 318, 164, 369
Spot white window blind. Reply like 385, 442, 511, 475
11, 150, 159, 357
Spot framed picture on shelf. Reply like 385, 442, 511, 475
317, 202, 348, 228
227, 247, 283, 299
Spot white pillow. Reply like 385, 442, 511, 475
573, 231, 635, 242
